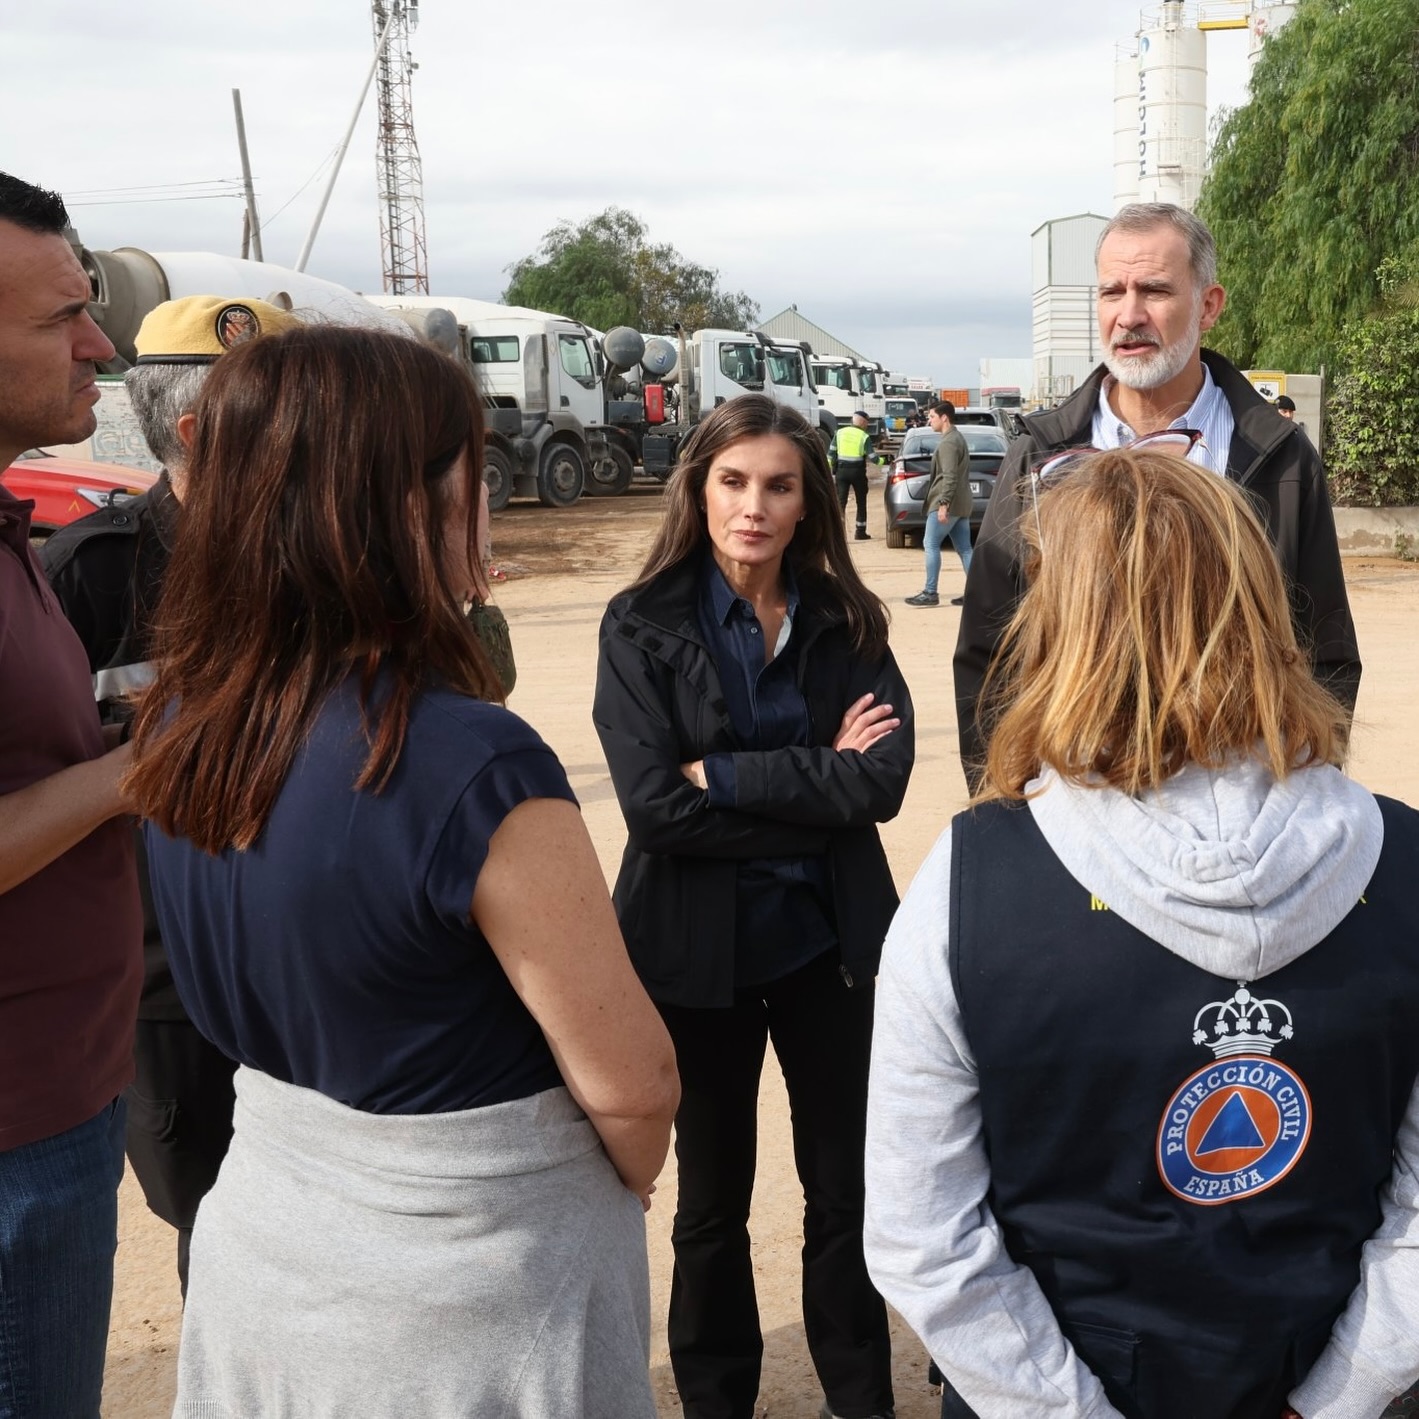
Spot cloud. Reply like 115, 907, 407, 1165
4, 0, 1254, 384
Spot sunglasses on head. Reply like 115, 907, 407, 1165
1028, 428, 1209, 554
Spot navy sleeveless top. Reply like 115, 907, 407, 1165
947, 795, 1419, 1419
145, 681, 575, 1115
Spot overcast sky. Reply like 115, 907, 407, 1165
6, 1, 1253, 384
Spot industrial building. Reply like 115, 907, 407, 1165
756, 307, 867, 362
1032, 214, 1109, 406
1032, 1, 1299, 404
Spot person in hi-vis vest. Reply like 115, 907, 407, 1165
830, 410, 875, 541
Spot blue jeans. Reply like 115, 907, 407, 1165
0, 1099, 127, 1419
923, 509, 973, 594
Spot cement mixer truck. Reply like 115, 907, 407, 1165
76, 242, 606, 510
364, 294, 617, 508
597, 326, 837, 479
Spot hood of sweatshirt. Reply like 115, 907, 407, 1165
1027, 757, 1383, 981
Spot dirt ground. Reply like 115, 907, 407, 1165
102, 477, 1419, 1417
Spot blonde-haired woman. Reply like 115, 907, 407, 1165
864, 447, 1419, 1419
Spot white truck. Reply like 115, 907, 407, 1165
907, 375, 936, 409
366, 294, 615, 508
76, 242, 608, 510
810, 353, 887, 435
610, 327, 836, 478
855, 360, 888, 433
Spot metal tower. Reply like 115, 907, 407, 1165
372, 0, 429, 294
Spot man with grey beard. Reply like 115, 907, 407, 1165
952, 202, 1359, 787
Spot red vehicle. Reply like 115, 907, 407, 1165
0, 455, 157, 538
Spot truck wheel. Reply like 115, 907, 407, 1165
483, 445, 513, 512
586, 444, 634, 497
886, 525, 907, 549
536, 442, 585, 507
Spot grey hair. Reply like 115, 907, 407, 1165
1097, 203, 1218, 291
123, 362, 211, 469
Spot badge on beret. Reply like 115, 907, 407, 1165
215, 304, 262, 350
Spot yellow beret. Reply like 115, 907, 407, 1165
132, 295, 303, 364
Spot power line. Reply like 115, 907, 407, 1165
67, 193, 246, 207
255, 147, 341, 236
66, 178, 247, 197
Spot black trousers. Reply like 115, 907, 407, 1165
658, 951, 893, 1419
123, 1019, 238, 1298
834, 461, 869, 528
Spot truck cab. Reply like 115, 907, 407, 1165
762, 339, 834, 442
855, 360, 888, 434
810, 355, 864, 430
637, 329, 836, 478
367, 294, 609, 509
907, 376, 935, 409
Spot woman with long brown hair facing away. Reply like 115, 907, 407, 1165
864, 447, 1419, 1419
594, 394, 914, 1419
126, 325, 679, 1418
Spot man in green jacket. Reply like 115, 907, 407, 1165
906, 401, 972, 607
831, 410, 876, 541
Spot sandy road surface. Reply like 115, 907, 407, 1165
103, 479, 1419, 1417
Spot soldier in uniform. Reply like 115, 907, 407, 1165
41, 294, 302, 1296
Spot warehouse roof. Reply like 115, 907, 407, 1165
756, 307, 866, 361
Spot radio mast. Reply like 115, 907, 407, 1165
371, 0, 429, 293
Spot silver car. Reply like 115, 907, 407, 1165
882, 425, 1009, 549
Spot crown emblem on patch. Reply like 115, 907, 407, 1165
1191, 982, 1294, 1058
215, 304, 261, 349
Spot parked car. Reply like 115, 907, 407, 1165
1, 454, 158, 539
882, 425, 1008, 549
951, 405, 1014, 433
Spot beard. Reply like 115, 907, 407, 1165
1104, 314, 1200, 391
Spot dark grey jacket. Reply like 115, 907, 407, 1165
953, 350, 1362, 785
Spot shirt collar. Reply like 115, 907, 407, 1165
0, 484, 35, 555
1096, 362, 1221, 445
702, 548, 800, 626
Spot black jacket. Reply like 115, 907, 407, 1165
593, 556, 914, 1007
953, 351, 1362, 784
41, 475, 182, 1018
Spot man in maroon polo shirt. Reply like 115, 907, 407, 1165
0, 171, 142, 1419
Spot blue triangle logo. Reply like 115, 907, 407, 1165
1196, 1092, 1266, 1155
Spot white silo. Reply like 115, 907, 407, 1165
1113, 44, 1142, 212
1249, 1, 1298, 66
1137, 1, 1208, 209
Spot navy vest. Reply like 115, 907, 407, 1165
945, 795, 1419, 1419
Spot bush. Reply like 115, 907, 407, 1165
1327, 256, 1419, 506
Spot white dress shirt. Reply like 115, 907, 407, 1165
1090, 362, 1234, 476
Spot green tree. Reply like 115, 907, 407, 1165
502, 207, 759, 333
1197, 0, 1419, 372
1325, 251, 1419, 505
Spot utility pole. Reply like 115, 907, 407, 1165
232, 88, 264, 263
295, 7, 396, 274
371, 0, 429, 294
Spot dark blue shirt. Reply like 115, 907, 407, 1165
144, 680, 574, 1115
697, 556, 835, 986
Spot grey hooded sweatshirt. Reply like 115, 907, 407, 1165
864, 758, 1419, 1419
